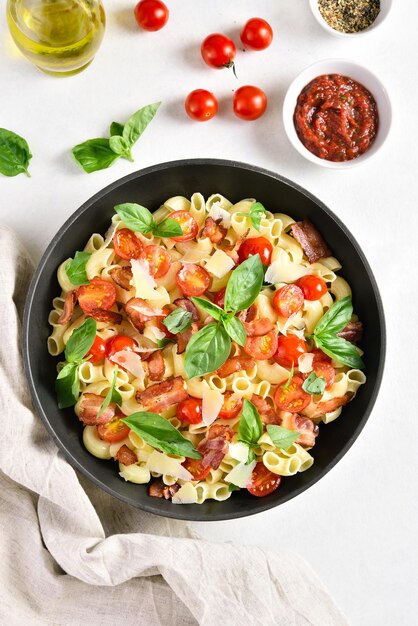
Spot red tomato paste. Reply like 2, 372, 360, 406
293, 74, 378, 162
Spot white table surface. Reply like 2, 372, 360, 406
2, 1, 417, 624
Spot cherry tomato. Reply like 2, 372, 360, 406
240, 18, 273, 51
134, 0, 169, 31
113, 228, 143, 261
296, 275, 328, 301
86, 335, 106, 364
182, 458, 211, 481
247, 462, 281, 497
245, 330, 278, 360
98, 418, 130, 443
311, 348, 332, 364
176, 264, 211, 297
185, 89, 218, 122
233, 86, 267, 121
273, 284, 304, 318
169, 210, 198, 242
274, 335, 307, 368
219, 391, 243, 419
274, 376, 310, 413
238, 236, 273, 265
313, 361, 335, 389
201, 33, 236, 71
139, 245, 171, 278
106, 335, 137, 363
176, 397, 203, 424
213, 287, 226, 309
78, 278, 116, 314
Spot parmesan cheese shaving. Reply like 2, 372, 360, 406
202, 389, 224, 426
172, 482, 198, 504
265, 253, 308, 284
112, 350, 145, 380
224, 460, 256, 488
204, 250, 235, 278
298, 352, 314, 374
146, 451, 193, 481
208, 202, 231, 228
228, 441, 250, 463
130, 258, 157, 299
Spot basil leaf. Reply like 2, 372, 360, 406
247, 448, 256, 464
314, 296, 353, 336
157, 338, 175, 348
55, 363, 79, 409
110, 122, 124, 137
97, 366, 122, 418
109, 135, 133, 161
266, 425, 300, 452
302, 372, 326, 395
65, 251, 91, 286
152, 217, 183, 238
224, 254, 264, 312
238, 399, 263, 447
185, 323, 231, 378
163, 308, 193, 334
191, 297, 223, 321
228, 483, 240, 492
222, 315, 246, 346
64, 318, 97, 363
121, 411, 201, 459
72, 138, 120, 173
281, 363, 294, 389
315, 333, 365, 369
237, 201, 266, 232
123, 102, 161, 147
114, 203, 155, 234
0, 128, 32, 177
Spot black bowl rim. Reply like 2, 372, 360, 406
22, 158, 386, 521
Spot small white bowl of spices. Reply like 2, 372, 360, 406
309, 0, 392, 37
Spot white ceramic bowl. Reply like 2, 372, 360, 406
282, 58, 392, 169
309, 0, 393, 38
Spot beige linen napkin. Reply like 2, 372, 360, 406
0, 226, 348, 626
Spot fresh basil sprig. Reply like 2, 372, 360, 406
236, 201, 266, 232
114, 203, 182, 238
163, 308, 193, 334
224, 254, 264, 312
72, 102, 161, 174
65, 251, 91, 286
311, 296, 364, 369
185, 323, 231, 379
121, 412, 202, 459
237, 399, 263, 463
302, 372, 326, 395
97, 366, 122, 418
266, 425, 300, 451
0, 128, 32, 177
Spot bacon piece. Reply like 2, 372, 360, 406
279, 412, 319, 448
136, 376, 188, 412
244, 318, 275, 337
173, 298, 199, 321
147, 350, 165, 381
290, 219, 332, 264
57, 290, 76, 325
238, 304, 258, 324
109, 266, 133, 291
176, 322, 199, 354
89, 309, 123, 325
198, 425, 234, 469
116, 445, 137, 466
77, 393, 116, 425
201, 217, 228, 244
251, 394, 280, 425
223, 228, 250, 265
125, 297, 163, 332
304, 395, 350, 419
217, 356, 255, 378
337, 321, 363, 343
148, 479, 180, 500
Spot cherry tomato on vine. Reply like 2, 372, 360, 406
274, 335, 307, 368
296, 275, 327, 301
169, 210, 198, 242
240, 18, 273, 50
86, 335, 106, 364
176, 397, 203, 424
274, 376, 311, 413
247, 463, 281, 497
139, 245, 171, 278
106, 335, 138, 363
185, 89, 218, 122
134, 0, 169, 31
113, 228, 143, 261
201, 33, 236, 72
233, 86, 267, 121
238, 236, 273, 265
98, 418, 130, 443
273, 284, 304, 318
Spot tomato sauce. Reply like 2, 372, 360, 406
293, 74, 378, 162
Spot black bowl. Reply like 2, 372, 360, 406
23, 159, 385, 521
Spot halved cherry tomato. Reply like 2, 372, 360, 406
106, 335, 138, 363
169, 210, 198, 242
113, 228, 143, 261
176, 264, 211, 296
274, 376, 310, 413
274, 335, 307, 368
219, 391, 243, 419
201, 33, 236, 70
78, 278, 116, 314
273, 284, 304, 318
311, 348, 332, 364
140, 245, 171, 278
98, 418, 130, 443
296, 275, 327, 301
245, 330, 278, 360
313, 361, 335, 389
134, 0, 169, 31
240, 18, 273, 51
213, 287, 226, 308
86, 335, 106, 364
238, 236, 273, 265
176, 397, 203, 424
247, 462, 281, 497
233, 86, 267, 121
185, 89, 218, 122
182, 457, 211, 481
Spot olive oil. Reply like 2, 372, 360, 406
7, 0, 105, 76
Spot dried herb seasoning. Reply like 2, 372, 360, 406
318, 0, 380, 34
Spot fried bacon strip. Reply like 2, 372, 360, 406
115, 445, 137, 466
173, 297, 199, 321
290, 219, 332, 264
251, 394, 280, 425
337, 321, 363, 343
201, 217, 228, 244
125, 297, 163, 332
176, 322, 199, 354
304, 395, 350, 419
279, 412, 319, 448
77, 393, 116, 425
89, 309, 123, 325
238, 304, 258, 323
57, 290, 76, 325
223, 228, 250, 264
198, 424, 234, 469
243, 318, 275, 337
147, 350, 166, 381
217, 356, 255, 378
136, 376, 188, 412
109, 266, 133, 291
148, 479, 180, 500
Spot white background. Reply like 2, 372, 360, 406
2, 1, 417, 624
